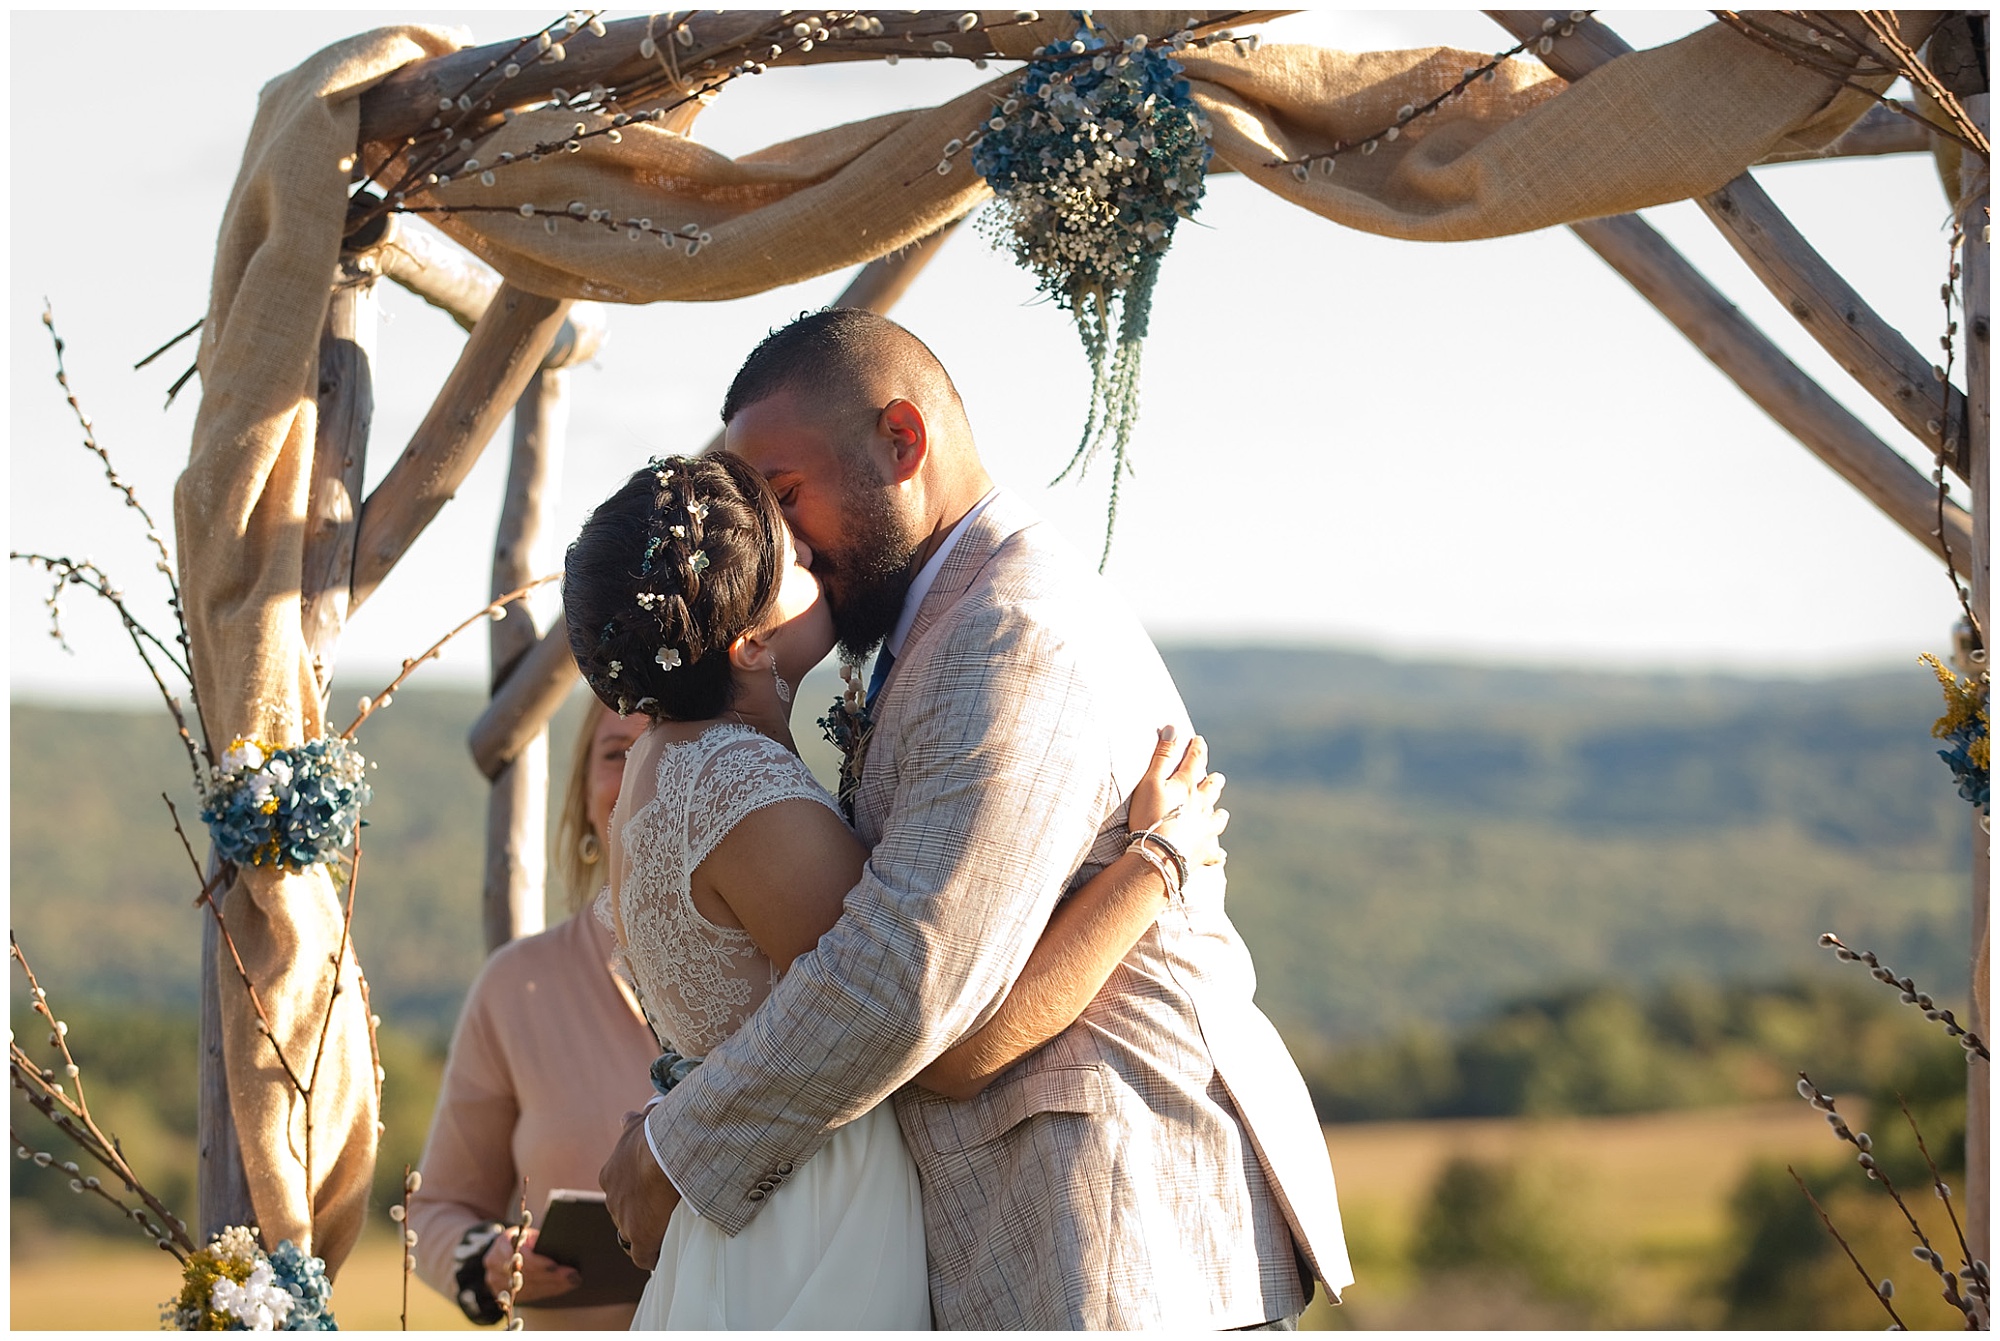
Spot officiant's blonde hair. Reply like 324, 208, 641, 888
557, 699, 609, 913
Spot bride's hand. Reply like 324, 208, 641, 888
1129, 726, 1228, 868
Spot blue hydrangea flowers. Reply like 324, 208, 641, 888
970, 18, 1212, 566
200, 736, 371, 873
171, 1225, 338, 1330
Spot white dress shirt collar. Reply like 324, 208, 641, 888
884, 489, 998, 660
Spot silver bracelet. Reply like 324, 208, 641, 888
1128, 829, 1188, 896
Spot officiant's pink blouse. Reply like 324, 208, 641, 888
410, 907, 658, 1330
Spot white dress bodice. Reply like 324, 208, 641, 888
602, 722, 845, 1057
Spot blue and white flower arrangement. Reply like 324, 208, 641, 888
200, 736, 371, 873
968, 15, 1213, 565
1922, 653, 1989, 813
169, 1225, 337, 1331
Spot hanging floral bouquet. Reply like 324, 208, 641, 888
1922, 653, 1989, 812
167, 1226, 336, 1331
199, 736, 372, 873
968, 17, 1212, 566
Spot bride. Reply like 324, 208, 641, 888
562, 452, 1227, 1329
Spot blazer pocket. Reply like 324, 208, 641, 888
914, 1063, 1117, 1155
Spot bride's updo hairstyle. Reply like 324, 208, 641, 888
564, 452, 786, 721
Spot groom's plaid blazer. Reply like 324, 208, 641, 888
649, 491, 1351, 1328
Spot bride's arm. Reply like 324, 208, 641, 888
915, 729, 1225, 1102
700, 730, 1224, 1097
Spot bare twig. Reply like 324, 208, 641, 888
1788, 1164, 1908, 1328
340, 573, 561, 739
132, 316, 203, 371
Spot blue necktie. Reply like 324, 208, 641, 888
865, 647, 896, 708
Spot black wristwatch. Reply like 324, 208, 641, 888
451, 1222, 508, 1326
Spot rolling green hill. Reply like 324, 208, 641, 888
9, 645, 1973, 1047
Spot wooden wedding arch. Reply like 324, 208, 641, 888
175, 8, 1987, 1285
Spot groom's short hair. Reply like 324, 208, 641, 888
720, 308, 962, 433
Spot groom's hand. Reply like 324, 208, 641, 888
601, 1108, 680, 1270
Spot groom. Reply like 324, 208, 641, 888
602, 309, 1350, 1328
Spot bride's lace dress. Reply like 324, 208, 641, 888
606, 723, 929, 1330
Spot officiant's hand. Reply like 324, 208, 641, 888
601, 1108, 680, 1270
483, 1226, 581, 1304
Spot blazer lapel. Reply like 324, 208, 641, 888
899, 490, 1039, 661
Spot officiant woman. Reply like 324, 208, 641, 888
409, 700, 658, 1328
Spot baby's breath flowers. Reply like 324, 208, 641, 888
965, 19, 1212, 568
168, 1225, 336, 1331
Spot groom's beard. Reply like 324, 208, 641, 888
821, 472, 919, 663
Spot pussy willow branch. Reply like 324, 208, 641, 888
341, 573, 561, 739
1788, 1164, 1908, 1328
399, 1166, 418, 1330
352, 12, 593, 216
299, 843, 369, 1199
1934, 226, 1984, 650
161, 793, 232, 909
1710, 11, 1989, 157
1797, 1070, 1984, 1326
1851, 10, 1989, 159
40, 303, 190, 654
368, 7, 1102, 232
9, 554, 207, 795
1819, 933, 1989, 1059
1896, 1095, 1987, 1325
371, 10, 863, 229
1267, 14, 1594, 172
6, 1119, 187, 1258
10, 937, 196, 1258
167, 800, 316, 1113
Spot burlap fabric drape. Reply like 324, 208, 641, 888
179, 12, 1911, 1268
397, 12, 1911, 302
173, 25, 466, 1273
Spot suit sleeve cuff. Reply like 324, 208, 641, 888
643, 1097, 694, 1212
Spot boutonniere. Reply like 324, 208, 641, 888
817, 655, 875, 824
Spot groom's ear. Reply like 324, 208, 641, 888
877, 399, 928, 486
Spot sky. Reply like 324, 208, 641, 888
7, 9, 1973, 706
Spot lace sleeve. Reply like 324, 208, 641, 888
682, 727, 846, 872
613, 723, 848, 1057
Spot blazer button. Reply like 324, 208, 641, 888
776, 1161, 794, 1175
747, 1188, 765, 1201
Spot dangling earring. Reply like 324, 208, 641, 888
770, 656, 793, 705
578, 831, 602, 866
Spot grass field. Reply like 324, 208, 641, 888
1310, 1099, 1850, 1328
13, 1100, 1895, 1331
10, 1231, 478, 1332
